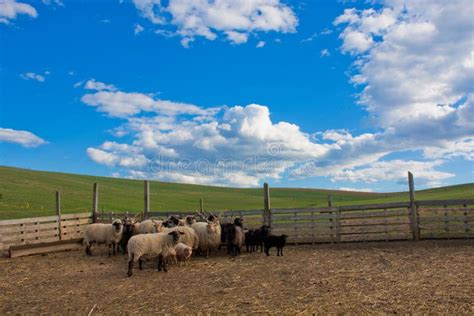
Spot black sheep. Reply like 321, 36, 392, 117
264, 234, 288, 256
119, 220, 135, 254
254, 225, 270, 252
245, 229, 256, 252
226, 223, 244, 256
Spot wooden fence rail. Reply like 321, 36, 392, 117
1, 199, 473, 258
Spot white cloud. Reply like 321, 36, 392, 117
132, 0, 298, 47
0, 0, 37, 24
81, 83, 215, 118
134, 23, 144, 35
0, 128, 47, 148
20, 72, 45, 82
256, 40, 265, 48
41, 0, 63, 6
84, 79, 117, 92
320, 48, 330, 57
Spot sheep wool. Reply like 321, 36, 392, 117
165, 226, 199, 250
127, 230, 182, 276
191, 221, 221, 257
83, 219, 123, 256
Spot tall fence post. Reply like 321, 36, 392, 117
200, 198, 204, 212
92, 183, 98, 223
263, 183, 271, 227
55, 191, 62, 240
144, 180, 150, 219
408, 171, 419, 241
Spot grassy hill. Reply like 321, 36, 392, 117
0, 166, 472, 220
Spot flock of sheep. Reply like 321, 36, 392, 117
82, 214, 289, 277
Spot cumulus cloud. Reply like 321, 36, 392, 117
132, 0, 298, 46
320, 48, 330, 57
0, 0, 37, 24
0, 128, 47, 147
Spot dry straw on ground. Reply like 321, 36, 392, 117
0, 240, 473, 314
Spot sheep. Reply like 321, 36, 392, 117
245, 229, 256, 253
164, 226, 199, 250
226, 223, 245, 256
179, 215, 196, 226
119, 217, 138, 254
253, 225, 270, 253
83, 219, 123, 256
191, 220, 221, 258
175, 242, 192, 265
138, 219, 163, 234
163, 215, 181, 228
127, 230, 184, 276
264, 234, 288, 256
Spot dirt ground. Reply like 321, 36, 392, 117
0, 240, 473, 315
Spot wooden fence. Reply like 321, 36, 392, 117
1, 198, 473, 257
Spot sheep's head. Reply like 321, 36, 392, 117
233, 217, 244, 227
168, 230, 184, 243
185, 215, 196, 226
112, 219, 123, 231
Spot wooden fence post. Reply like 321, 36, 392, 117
144, 180, 150, 219
200, 198, 204, 212
408, 171, 419, 241
263, 183, 271, 227
92, 183, 98, 223
55, 191, 62, 240
328, 194, 332, 207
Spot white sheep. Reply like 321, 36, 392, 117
191, 220, 221, 258
165, 226, 199, 250
175, 242, 192, 265
138, 219, 163, 234
127, 230, 184, 276
83, 219, 123, 256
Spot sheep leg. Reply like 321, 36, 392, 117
113, 243, 116, 256
85, 243, 92, 256
138, 259, 143, 270
127, 254, 135, 277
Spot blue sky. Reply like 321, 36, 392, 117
0, 0, 473, 191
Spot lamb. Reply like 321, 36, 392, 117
264, 234, 288, 256
253, 225, 270, 252
191, 220, 221, 258
245, 229, 256, 253
175, 242, 192, 265
83, 219, 123, 256
164, 226, 199, 250
127, 230, 184, 276
226, 223, 245, 256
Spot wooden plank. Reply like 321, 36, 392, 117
223, 210, 263, 216
271, 207, 338, 214
340, 209, 409, 220
341, 218, 411, 226
272, 214, 335, 221
341, 233, 411, 242
339, 202, 410, 212
0, 215, 59, 226
420, 232, 474, 239
2, 229, 59, 242
419, 222, 474, 230
60, 213, 91, 220
418, 207, 474, 213
419, 216, 474, 223
0, 222, 60, 234
272, 221, 335, 229
341, 224, 411, 234
416, 199, 474, 207
60, 218, 91, 227
9, 238, 83, 258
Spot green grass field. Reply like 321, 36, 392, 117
0, 166, 472, 220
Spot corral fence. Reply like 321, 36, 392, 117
1, 173, 473, 257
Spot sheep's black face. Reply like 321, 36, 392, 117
168, 231, 184, 243
112, 221, 122, 231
